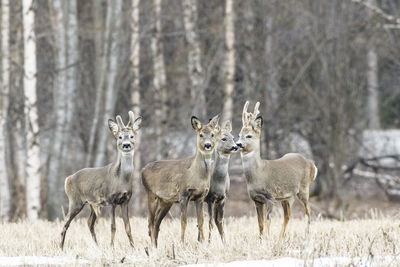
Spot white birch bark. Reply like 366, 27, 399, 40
23, 0, 41, 220
182, 0, 205, 119
94, 0, 123, 167
131, 0, 142, 213
222, 0, 235, 123
367, 0, 380, 129
243, 2, 256, 98
0, 0, 11, 221
151, 0, 167, 160
46, 0, 68, 219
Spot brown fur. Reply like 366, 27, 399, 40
60, 111, 142, 250
142, 115, 219, 247
237, 101, 317, 239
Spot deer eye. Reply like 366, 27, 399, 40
211, 133, 214, 137
118, 136, 123, 139
130, 135, 134, 139
199, 133, 203, 138
222, 138, 227, 142
246, 135, 252, 139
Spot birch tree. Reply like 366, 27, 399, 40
182, 0, 205, 119
46, 0, 68, 219
366, 0, 380, 129
0, 0, 11, 221
221, 0, 235, 123
94, 0, 123, 167
151, 0, 167, 160
23, 0, 41, 220
131, 0, 141, 213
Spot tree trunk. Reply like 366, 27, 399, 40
182, 0, 205, 119
46, 0, 68, 220
130, 0, 142, 214
222, 0, 235, 123
151, 0, 167, 160
86, 0, 107, 166
366, 0, 380, 129
0, 0, 11, 221
94, 0, 123, 167
265, 16, 278, 108
23, 0, 41, 221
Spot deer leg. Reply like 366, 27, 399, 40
87, 205, 98, 245
255, 202, 265, 238
265, 201, 273, 236
147, 192, 158, 242
297, 192, 311, 233
60, 202, 84, 250
110, 204, 116, 247
195, 200, 205, 242
279, 200, 292, 240
207, 200, 214, 242
121, 202, 134, 247
215, 199, 226, 244
180, 194, 191, 243
153, 200, 172, 248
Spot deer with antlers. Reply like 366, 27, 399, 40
205, 120, 237, 243
236, 101, 317, 239
60, 111, 142, 250
142, 115, 220, 247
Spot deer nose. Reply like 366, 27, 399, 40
236, 143, 243, 148
231, 146, 238, 151
123, 143, 131, 149
204, 143, 211, 149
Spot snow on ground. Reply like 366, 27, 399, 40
183, 256, 399, 267
0, 256, 89, 266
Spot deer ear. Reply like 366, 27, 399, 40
223, 120, 232, 132
132, 116, 142, 131
254, 115, 263, 129
208, 114, 220, 129
191, 116, 202, 131
108, 119, 119, 137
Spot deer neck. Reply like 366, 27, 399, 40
213, 152, 230, 179
241, 145, 262, 183
192, 149, 214, 175
114, 150, 134, 180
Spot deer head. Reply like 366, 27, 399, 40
108, 111, 142, 153
191, 114, 220, 154
215, 120, 238, 156
237, 101, 263, 154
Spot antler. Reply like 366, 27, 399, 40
127, 110, 135, 128
253, 102, 260, 117
116, 115, 125, 129
242, 101, 250, 124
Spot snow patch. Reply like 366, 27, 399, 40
0, 256, 89, 266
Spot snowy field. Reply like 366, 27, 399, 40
0, 216, 399, 266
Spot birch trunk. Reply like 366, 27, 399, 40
0, 0, 11, 221
265, 16, 278, 108
151, 0, 167, 160
130, 0, 142, 213
94, 0, 123, 167
23, 0, 41, 220
86, 0, 107, 166
61, 0, 78, 165
243, 1, 256, 98
222, 0, 235, 123
367, 0, 380, 129
182, 0, 205, 119
46, 0, 68, 220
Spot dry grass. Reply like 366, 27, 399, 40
1, 212, 400, 266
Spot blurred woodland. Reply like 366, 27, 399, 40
0, 0, 400, 221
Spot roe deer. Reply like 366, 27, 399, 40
141, 115, 220, 248
60, 111, 142, 250
205, 120, 237, 243
236, 101, 317, 239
